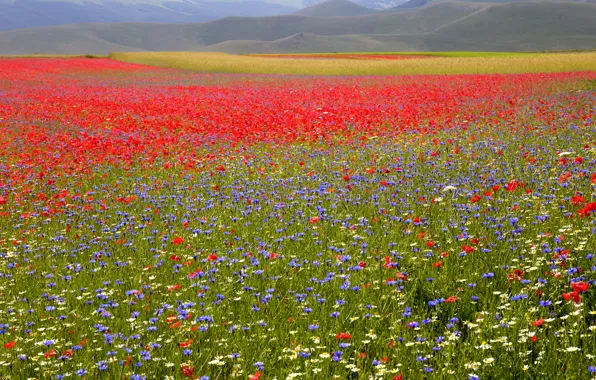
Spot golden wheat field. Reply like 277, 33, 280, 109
109, 51, 596, 75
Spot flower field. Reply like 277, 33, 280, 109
0, 57, 596, 379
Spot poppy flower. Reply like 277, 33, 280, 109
165, 316, 177, 323
571, 281, 589, 293
3, 341, 15, 349
181, 364, 195, 378
532, 319, 545, 327
249, 372, 263, 380
578, 202, 596, 217
179, 339, 193, 348
335, 332, 351, 340
562, 291, 581, 303
505, 180, 519, 192
44, 349, 56, 359
172, 237, 184, 245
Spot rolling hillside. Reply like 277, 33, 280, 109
295, 0, 377, 16
0, 0, 595, 54
0, 0, 298, 31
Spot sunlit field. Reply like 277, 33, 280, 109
110, 51, 596, 75
0, 56, 595, 380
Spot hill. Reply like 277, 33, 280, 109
0, 0, 595, 54
0, 0, 298, 31
295, 0, 377, 16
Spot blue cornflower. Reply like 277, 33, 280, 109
75, 368, 88, 376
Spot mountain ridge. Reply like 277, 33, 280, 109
0, 0, 595, 54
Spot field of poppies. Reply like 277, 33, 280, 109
0, 57, 595, 380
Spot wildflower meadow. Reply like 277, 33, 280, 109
0, 56, 595, 379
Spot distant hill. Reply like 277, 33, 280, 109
392, 0, 427, 9
305, 0, 408, 10
0, 0, 298, 31
0, 0, 595, 54
295, 0, 376, 16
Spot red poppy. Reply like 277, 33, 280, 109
249, 372, 263, 380
335, 332, 351, 340
505, 180, 519, 192
44, 349, 56, 359
383, 256, 393, 268
578, 202, 596, 217
462, 245, 475, 253
181, 364, 194, 378
3, 341, 15, 349
172, 237, 184, 245
165, 315, 177, 324
179, 339, 193, 348
562, 291, 581, 303
532, 319, 545, 327
508, 269, 524, 282
571, 281, 589, 293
